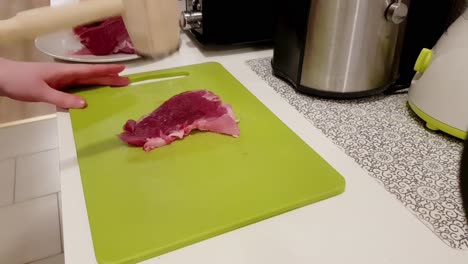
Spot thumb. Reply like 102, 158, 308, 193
42, 86, 87, 109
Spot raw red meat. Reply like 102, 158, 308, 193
118, 90, 240, 152
73, 16, 135, 56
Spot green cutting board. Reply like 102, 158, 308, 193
69, 62, 345, 264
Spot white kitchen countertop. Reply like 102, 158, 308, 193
53, 2, 468, 264
57, 33, 468, 264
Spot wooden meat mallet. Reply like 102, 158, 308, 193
0, 0, 181, 58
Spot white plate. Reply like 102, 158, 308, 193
35, 30, 140, 63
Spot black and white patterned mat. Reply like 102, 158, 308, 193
246, 57, 468, 250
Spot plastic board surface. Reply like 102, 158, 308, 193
69, 62, 346, 264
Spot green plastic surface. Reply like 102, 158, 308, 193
69, 62, 346, 264
408, 100, 467, 140
414, 48, 433, 73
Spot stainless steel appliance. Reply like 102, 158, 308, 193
179, 0, 274, 45
272, 0, 466, 98
272, 0, 410, 98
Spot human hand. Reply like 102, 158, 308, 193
0, 58, 130, 109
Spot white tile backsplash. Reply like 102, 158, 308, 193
57, 193, 63, 252
15, 149, 60, 202
0, 118, 58, 161
0, 194, 61, 264
29, 254, 64, 264
0, 158, 15, 207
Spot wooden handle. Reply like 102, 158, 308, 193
122, 0, 181, 58
0, 0, 124, 43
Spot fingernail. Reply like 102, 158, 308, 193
79, 99, 86, 108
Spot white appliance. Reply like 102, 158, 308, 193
408, 7, 468, 140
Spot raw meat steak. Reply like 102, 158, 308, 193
118, 90, 240, 152
73, 16, 135, 56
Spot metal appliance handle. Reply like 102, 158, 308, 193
386, 0, 409, 24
